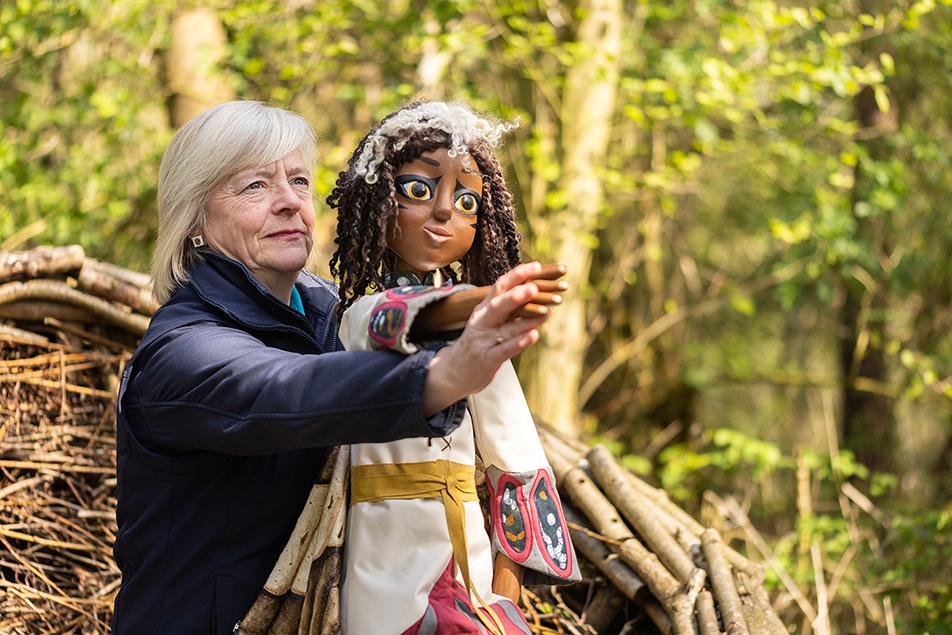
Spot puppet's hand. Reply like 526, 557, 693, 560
422, 262, 552, 415
492, 553, 525, 603
410, 263, 568, 336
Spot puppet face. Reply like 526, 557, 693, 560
388, 147, 482, 279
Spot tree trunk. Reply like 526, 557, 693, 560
840, 20, 900, 471
165, 7, 235, 127
520, 0, 622, 436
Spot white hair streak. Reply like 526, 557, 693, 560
353, 101, 518, 185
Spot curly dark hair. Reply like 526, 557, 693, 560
328, 102, 523, 317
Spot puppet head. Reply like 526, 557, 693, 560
329, 101, 524, 315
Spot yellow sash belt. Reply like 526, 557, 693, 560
350, 459, 506, 635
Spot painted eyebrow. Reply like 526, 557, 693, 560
418, 156, 440, 166
454, 179, 481, 194
461, 167, 481, 175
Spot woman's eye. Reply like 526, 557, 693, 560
293, 177, 308, 187
456, 193, 479, 215
248, 181, 263, 190
403, 180, 430, 200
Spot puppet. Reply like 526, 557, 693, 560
328, 101, 579, 635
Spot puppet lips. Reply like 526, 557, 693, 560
423, 227, 452, 242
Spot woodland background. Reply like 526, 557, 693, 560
2, 0, 952, 633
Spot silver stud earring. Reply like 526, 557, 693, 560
191, 235, 205, 247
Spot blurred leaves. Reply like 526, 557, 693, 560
4, 3, 952, 630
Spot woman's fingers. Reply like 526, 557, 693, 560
423, 263, 563, 413
493, 262, 543, 295
480, 263, 543, 319
503, 262, 567, 316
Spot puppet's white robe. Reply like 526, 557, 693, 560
339, 285, 578, 635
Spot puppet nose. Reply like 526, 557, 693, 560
432, 194, 453, 221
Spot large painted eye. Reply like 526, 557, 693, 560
399, 179, 431, 201
456, 192, 479, 215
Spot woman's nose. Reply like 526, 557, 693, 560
273, 182, 302, 213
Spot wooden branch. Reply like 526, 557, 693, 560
588, 445, 697, 583
638, 598, 673, 635
626, 471, 762, 584
78, 259, 156, 316
617, 537, 705, 635
695, 590, 721, 635
0, 299, 97, 323
81, 257, 150, 288
547, 448, 633, 543
548, 444, 705, 633
0, 323, 49, 343
702, 529, 749, 635
737, 571, 789, 635
43, 317, 135, 352
0, 246, 85, 284
538, 423, 588, 475
615, 537, 680, 607
705, 491, 816, 622
0, 280, 150, 336
562, 505, 647, 602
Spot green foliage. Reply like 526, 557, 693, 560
5, 3, 952, 630
657, 427, 792, 502
0, 0, 170, 270
877, 510, 952, 634
593, 436, 653, 475
657, 430, 952, 632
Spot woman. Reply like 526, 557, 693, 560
111, 100, 551, 635
328, 101, 579, 635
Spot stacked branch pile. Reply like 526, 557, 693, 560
534, 426, 790, 635
0, 245, 789, 635
1, 245, 151, 634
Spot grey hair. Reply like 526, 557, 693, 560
151, 101, 317, 304
352, 101, 518, 184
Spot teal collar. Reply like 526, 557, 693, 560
289, 286, 305, 315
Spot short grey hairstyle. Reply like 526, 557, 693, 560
151, 100, 317, 304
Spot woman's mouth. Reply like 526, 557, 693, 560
268, 229, 304, 239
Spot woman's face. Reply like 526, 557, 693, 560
204, 149, 315, 301
388, 147, 482, 279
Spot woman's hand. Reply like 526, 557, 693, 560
421, 262, 554, 416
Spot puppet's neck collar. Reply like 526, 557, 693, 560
384, 271, 437, 288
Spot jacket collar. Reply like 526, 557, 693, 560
141, 250, 339, 352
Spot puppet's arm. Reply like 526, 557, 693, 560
410, 263, 568, 335
492, 553, 525, 603
339, 264, 568, 354
339, 284, 466, 353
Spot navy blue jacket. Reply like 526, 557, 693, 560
112, 251, 465, 635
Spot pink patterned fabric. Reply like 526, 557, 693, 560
400, 558, 532, 635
